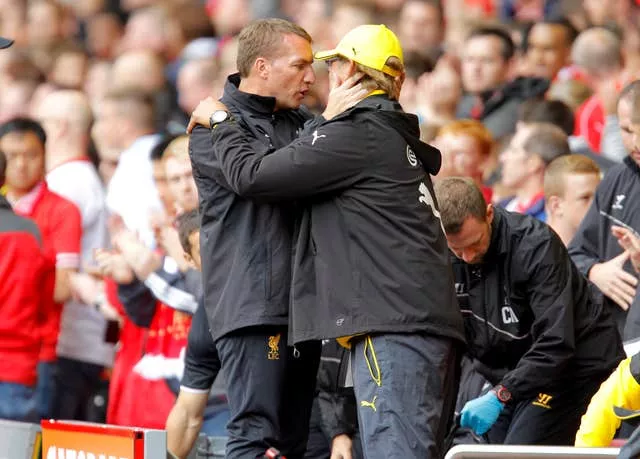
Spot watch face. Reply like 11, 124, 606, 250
497, 387, 511, 402
211, 110, 228, 124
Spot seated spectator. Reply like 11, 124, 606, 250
166, 209, 229, 458
433, 119, 495, 203
518, 98, 616, 172
163, 136, 198, 216
457, 26, 549, 140
0, 149, 54, 423
499, 122, 571, 221
544, 155, 601, 246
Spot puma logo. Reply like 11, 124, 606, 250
360, 395, 377, 412
312, 130, 326, 146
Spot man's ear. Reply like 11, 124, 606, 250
546, 195, 562, 218
255, 57, 269, 79
486, 203, 494, 224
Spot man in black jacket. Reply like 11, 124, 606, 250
189, 24, 466, 459
434, 177, 624, 445
187, 18, 350, 459
569, 81, 640, 340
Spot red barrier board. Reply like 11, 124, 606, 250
41, 420, 145, 459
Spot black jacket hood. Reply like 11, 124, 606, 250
481, 77, 550, 118
350, 95, 442, 175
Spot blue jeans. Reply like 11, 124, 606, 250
0, 382, 38, 422
36, 361, 56, 420
351, 333, 460, 459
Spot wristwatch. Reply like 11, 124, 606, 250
209, 110, 231, 128
493, 384, 512, 404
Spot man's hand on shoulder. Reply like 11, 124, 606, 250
187, 97, 229, 133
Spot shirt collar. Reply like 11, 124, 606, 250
10, 181, 46, 216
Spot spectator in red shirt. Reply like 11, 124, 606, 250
572, 27, 626, 154
0, 148, 54, 422
0, 118, 82, 419
434, 120, 495, 203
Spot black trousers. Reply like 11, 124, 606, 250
486, 372, 610, 445
216, 326, 321, 459
50, 357, 105, 422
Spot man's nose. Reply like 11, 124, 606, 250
305, 67, 316, 84
462, 250, 477, 264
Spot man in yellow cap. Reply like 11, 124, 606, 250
189, 23, 465, 459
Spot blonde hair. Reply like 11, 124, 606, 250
349, 56, 404, 100
544, 154, 600, 199
437, 119, 494, 157
163, 135, 189, 161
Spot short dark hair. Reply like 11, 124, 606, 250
467, 26, 515, 61
519, 99, 574, 136
0, 118, 47, 145
151, 134, 180, 162
0, 150, 6, 186
522, 122, 571, 166
403, 51, 435, 80
434, 177, 488, 235
176, 209, 200, 255
538, 19, 579, 46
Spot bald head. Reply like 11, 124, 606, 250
110, 50, 166, 92
39, 90, 93, 133
177, 58, 217, 113
571, 27, 622, 77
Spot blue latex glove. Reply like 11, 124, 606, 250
460, 391, 505, 435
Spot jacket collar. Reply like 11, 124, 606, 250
225, 73, 277, 115
487, 208, 510, 258
624, 155, 640, 176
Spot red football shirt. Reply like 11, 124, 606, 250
0, 201, 55, 385
12, 181, 82, 361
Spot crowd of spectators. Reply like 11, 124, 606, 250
1, 0, 640, 457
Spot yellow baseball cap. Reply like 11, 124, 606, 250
315, 24, 403, 77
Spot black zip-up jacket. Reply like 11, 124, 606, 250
568, 156, 640, 340
209, 93, 466, 345
188, 74, 317, 340
453, 207, 624, 401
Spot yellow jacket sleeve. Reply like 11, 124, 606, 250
575, 356, 640, 446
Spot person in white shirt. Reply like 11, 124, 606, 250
37, 89, 115, 421
101, 89, 163, 248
